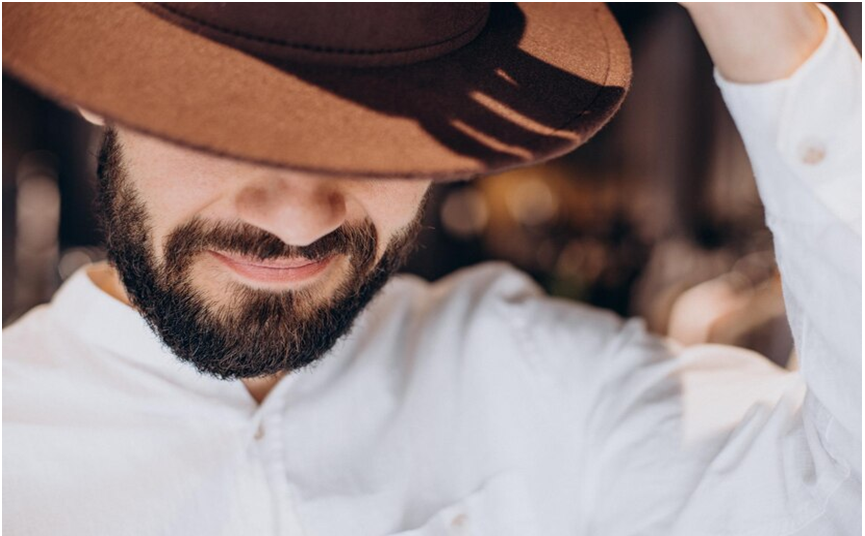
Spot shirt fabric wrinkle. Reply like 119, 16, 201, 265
3, 5, 861, 536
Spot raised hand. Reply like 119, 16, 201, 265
682, 3, 828, 83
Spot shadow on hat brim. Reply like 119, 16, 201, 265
2, 2, 631, 181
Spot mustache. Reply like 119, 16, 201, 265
162, 217, 378, 273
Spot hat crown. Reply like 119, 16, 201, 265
142, 2, 491, 67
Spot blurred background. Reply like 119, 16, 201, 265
3, 3, 861, 369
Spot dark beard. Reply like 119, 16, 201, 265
96, 128, 424, 380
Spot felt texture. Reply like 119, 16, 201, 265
2, 2, 632, 180
144, 3, 491, 67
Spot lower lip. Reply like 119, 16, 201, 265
208, 251, 334, 284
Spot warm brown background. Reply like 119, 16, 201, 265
3, 3, 861, 367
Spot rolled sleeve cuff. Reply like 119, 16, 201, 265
713, 4, 862, 236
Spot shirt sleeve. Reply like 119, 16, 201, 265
713, 2, 862, 479
536, 5, 861, 534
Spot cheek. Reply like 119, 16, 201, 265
132, 170, 224, 259
121, 130, 230, 254
357, 180, 430, 246
123, 130, 222, 215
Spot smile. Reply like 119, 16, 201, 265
207, 250, 335, 284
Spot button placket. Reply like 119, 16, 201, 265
254, 402, 307, 535
253, 421, 265, 441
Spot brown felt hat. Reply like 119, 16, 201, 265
2, 2, 631, 180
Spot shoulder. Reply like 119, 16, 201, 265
383, 260, 616, 323
371, 261, 554, 341
386, 261, 546, 318
3, 304, 65, 371
3, 303, 81, 422
362, 261, 644, 378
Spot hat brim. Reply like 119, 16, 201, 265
2, 2, 631, 180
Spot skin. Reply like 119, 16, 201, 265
92, 3, 828, 403
683, 3, 827, 84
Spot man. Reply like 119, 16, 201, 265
2, 3, 860, 535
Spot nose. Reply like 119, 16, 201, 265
234, 173, 347, 247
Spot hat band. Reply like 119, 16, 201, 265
140, 3, 491, 68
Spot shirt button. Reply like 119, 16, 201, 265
798, 139, 826, 165
451, 513, 468, 528
254, 423, 265, 441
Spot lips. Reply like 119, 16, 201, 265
208, 250, 335, 284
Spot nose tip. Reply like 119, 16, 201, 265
234, 175, 347, 247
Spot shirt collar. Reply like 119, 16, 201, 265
47, 262, 392, 416
48, 263, 268, 412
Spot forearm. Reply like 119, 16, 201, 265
684, 2, 828, 83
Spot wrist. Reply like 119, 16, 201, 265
686, 3, 828, 84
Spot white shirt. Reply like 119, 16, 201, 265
3, 6, 860, 536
